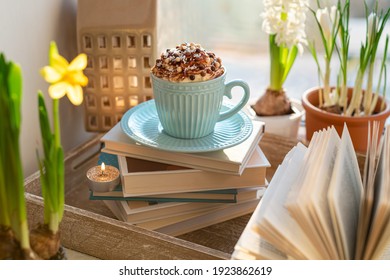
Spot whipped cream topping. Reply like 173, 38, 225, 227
151, 42, 224, 82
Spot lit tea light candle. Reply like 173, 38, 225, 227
86, 162, 120, 192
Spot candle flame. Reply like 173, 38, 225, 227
101, 162, 106, 173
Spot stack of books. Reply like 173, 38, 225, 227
91, 119, 269, 236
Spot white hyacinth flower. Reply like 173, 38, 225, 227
262, 0, 308, 54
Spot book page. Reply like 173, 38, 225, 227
254, 143, 325, 259
371, 209, 390, 260
327, 125, 364, 260
286, 131, 321, 207
365, 126, 390, 259
232, 148, 297, 260
233, 236, 288, 260
232, 201, 288, 260
306, 127, 341, 259
286, 128, 335, 259
355, 122, 382, 259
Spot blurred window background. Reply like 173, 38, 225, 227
0, 0, 388, 177
158, 0, 390, 103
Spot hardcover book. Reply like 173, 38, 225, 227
103, 199, 222, 231
156, 198, 260, 236
91, 187, 242, 203
104, 187, 263, 234
93, 148, 268, 198
233, 124, 390, 260
101, 120, 265, 175
107, 186, 262, 224
117, 145, 268, 196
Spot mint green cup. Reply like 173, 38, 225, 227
151, 70, 250, 139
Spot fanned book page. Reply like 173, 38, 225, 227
304, 127, 341, 260
327, 125, 364, 260
355, 122, 382, 259
285, 128, 340, 259
253, 143, 325, 259
364, 126, 390, 259
232, 148, 299, 260
232, 200, 288, 260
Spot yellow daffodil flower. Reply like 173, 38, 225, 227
40, 41, 88, 106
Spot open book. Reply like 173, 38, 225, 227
233, 123, 390, 260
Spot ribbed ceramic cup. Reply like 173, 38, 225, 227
151, 70, 250, 139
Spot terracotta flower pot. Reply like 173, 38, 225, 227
302, 87, 390, 153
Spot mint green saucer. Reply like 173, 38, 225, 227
120, 100, 253, 153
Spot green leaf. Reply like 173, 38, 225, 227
0, 155, 10, 227
0, 53, 30, 249
281, 46, 298, 85
0, 55, 9, 227
7, 63, 22, 133
370, 35, 389, 114
36, 150, 50, 224
56, 147, 65, 222
38, 91, 53, 158
269, 35, 282, 90
36, 91, 65, 232
308, 41, 324, 84
45, 149, 58, 212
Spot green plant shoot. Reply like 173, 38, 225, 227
37, 92, 65, 233
346, 3, 390, 116
0, 53, 31, 250
37, 41, 87, 234
269, 35, 298, 91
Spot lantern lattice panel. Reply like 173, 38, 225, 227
77, 0, 157, 132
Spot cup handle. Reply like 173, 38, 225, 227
218, 80, 250, 122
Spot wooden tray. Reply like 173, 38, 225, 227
25, 133, 362, 259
